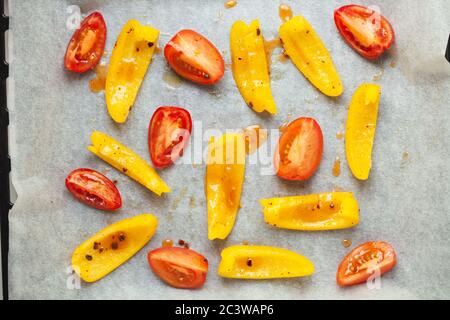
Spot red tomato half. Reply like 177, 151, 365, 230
148, 247, 209, 289
65, 169, 121, 211
275, 117, 323, 181
337, 241, 397, 287
164, 30, 225, 85
149, 106, 192, 169
64, 12, 107, 73
334, 5, 394, 60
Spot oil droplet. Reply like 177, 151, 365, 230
163, 70, 183, 89
162, 239, 173, 247
332, 156, 341, 177
342, 239, 352, 248
277, 50, 289, 63
89, 63, 108, 93
154, 46, 162, 55
189, 196, 196, 209
103, 51, 108, 57
171, 187, 187, 210
402, 151, 409, 161
224, 0, 237, 9
390, 60, 397, 68
263, 38, 282, 69
279, 123, 289, 133
336, 131, 344, 140
279, 4, 293, 22
278, 113, 293, 133
242, 125, 268, 155
333, 185, 344, 192
242, 240, 249, 245
373, 68, 384, 81
401, 151, 410, 168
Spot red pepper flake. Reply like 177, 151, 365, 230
111, 242, 118, 250
122, 168, 128, 173
178, 239, 185, 246
247, 258, 253, 267
85, 255, 93, 261
118, 233, 126, 242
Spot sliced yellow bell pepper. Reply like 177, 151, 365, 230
230, 20, 277, 114
105, 20, 159, 123
88, 131, 171, 196
206, 133, 246, 240
72, 214, 158, 282
218, 245, 315, 279
279, 15, 343, 97
345, 83, 381, 180
260, 192, 359, 231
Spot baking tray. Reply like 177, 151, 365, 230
0, 0, 9, 301
5, 0, 450, 300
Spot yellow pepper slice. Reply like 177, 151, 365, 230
230, 20, 277, 114
260, 192, 359, 231
88, 131, 171, 196
345, 83, 381, 180
105, 20, 159, 123
206, 133, 246, 240
72, 214, 158, 282
279, 15, 343, 97
218, 245, 315, 279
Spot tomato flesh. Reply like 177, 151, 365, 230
64, 12, 107, 73
149, 106, 192, 169
148, 247, 208, 289
275, 117, 323, 181
164, 30, 225, 85
337, 241, 397, 286
334, 5, 394, 60
65, 168, 122, 211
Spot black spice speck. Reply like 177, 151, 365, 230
85, 255, 93, 261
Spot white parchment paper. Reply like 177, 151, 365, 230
7, 0, 450, 299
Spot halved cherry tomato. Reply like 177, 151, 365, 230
337, 241, 397, 287
147, 247, 208, 289
65, 168, 122, 211
149, 106, 192, 169
334, 5, 394, 60
275, 117, 323, 181
64, 12, 107, 73
164, 30, 225, 85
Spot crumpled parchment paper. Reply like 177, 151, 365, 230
7, 0, 450, 299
